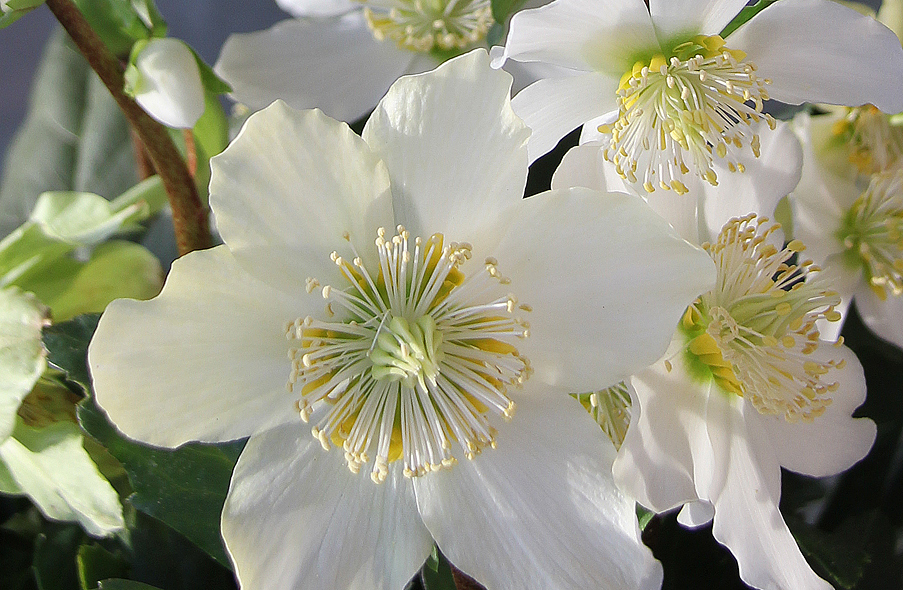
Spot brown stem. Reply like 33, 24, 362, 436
45, 0, 211, 256
451, 566, 486, 590
129, 128, 155, 181
182, 128, 198, 178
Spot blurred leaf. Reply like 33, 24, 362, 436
0, 287, 48, 442
791, 517, 870, 590
76, 543, 128, 590
97, 581, 163, 590
33, 524, 84, 590
30, 191, 149, 247
0, 30, 137, 238
421, 547, 456, 590
0, 0, 44, 29
43, 314, 101, 393
720, 0, 779, 38
79, 399, 242, 568
43, 241, 162, 321
0, 528, 37, 590
0, 421, 125, 537
193, 94, 229, 164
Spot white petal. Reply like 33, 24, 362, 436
649, 0, 748, 39
706, 397, 833, 590
362, 50, 530, 254
0, 287, 47, 443
89, 246, 303, 448
223, 424, 433, 590
495, 188, 715, 391
551, 142, 628, 193
413, 391, 662, 590
504, 0, 658, 74
214, 15, 414, 122
676, 500, 715, 528
578, 110, 619, 144
728, 0, 903, 113
699, 121, 804, 242
0, 421, 124, 537
133, 38, 205, 129
753, 344, 875, 477
856, 287, 903, 350
210, 101, 395, 298
276, 0, 356, 17
511, 73, 618, 164
614, 350, 710, 513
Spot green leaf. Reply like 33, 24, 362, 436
791, 517, 870, 590
420, 547, 457, 590
42, 314, 101, 393
97, 581, 164, 590
0, 420, 125, 537
637, 505, 655, 531
78, 399, 242, 568
0, 30, 138, 238
32, 524, 84, 590
720, 0, 779, 38
490, 0, 525, 24
0, 0, 43, 29
76, 544, 128, 590
69, 0, 160, 56
0, 287, 49, 442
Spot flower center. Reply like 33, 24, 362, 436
285, 227, 531, 483
838, 168, 903, 300
573, 383, 632, 449
832, 105, 903, 175
680, 215, 844, 422
361, 0, 493, 53
600, 35, 773, 194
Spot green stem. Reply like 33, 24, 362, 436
44, 0, 212, 256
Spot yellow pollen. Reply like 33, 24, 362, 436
604, 35, 772, 194
285, 227, 531, 483
361, 0, 493, 52
833, 105, 903, 175
683, 215, 843, 422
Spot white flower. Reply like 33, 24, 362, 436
129, 38, 205, 129
792, 111, 903, 349
610, 216, 876, 590
89, 50, 715, 589
501, 0, 903, 194
213, 0, 498, 123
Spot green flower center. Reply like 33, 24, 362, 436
837, 169, 903, 300
600, 35, 773, 194
361, 0, 493, 53
680, 215, 844, 423
286, 228, 531, 483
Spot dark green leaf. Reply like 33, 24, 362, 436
70, 0, 159, 56
490, 0, 524, 24
32, 524, 84, 590
485, 23, 505, 48
420, 547, 456, 590
77, 543, 128, 590
78, 399, 242, 568
790, 517, 870, 590
42, 314, 101, 393
97, 580, 163, 590
0, 528, 38, 590
720, 0, 779, 38
0, 30, 137, 238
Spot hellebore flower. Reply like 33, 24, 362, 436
500, 0, 903, 195
214, 0, 498, 123
89, 51, 715, 589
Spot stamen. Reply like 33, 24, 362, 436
682, 215, 843, 422
286, 228, 531, 483
361, 0, 493, 52
601, 35, 772, 193
573, 383, 632, 449
837, 168, 903, 300
832, 105, 903, 175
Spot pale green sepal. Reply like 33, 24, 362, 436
29, 190, 148, 247
0, 0, 43, 28
0, 223, 73, 289
129, 0, 166, 38
0, 420, 125, 537
109, 175, 168, 225
45, 241, 163, 321
0, 287, 49, 443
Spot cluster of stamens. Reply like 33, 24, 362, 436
362, 0, 493, 52
832, 105, 903, 175
600, 35, 773, 194
838, 168, 903, 299
285, 227, 531, 483
680, 215, 844, 422
574, 383, 632, 449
